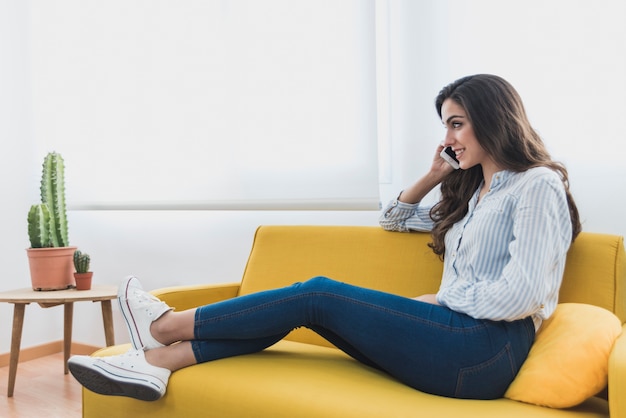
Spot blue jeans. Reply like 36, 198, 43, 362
191, 276, 535, 399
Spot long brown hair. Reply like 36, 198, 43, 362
428, 74, 581, 257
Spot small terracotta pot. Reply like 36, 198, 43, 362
74, 272, 93, 290
27, 246, 77, 291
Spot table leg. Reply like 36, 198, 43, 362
8, 303, 26, 397
100, 299, 115, 346
64, 302, 74, 374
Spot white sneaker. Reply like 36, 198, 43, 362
118, 275, 172, 351
68, 349, 171, 401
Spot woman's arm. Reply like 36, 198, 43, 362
397, 170, 448, 204
379, 145, 453, 232
399, 144, 454, 203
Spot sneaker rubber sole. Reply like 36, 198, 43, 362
69, 358, 163, 401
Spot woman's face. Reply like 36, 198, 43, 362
441, 98, 499, 173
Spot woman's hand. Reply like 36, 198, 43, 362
431, 143, 456, 177
398, 144, 454, 204
413, 294, 440, 305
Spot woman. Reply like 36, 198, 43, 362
69, 74, 581, 402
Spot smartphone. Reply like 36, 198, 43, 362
440, 146, 460, 170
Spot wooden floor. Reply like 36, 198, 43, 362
0, 352, 82, 418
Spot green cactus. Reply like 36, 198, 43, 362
73, 250, 91, 273
39, 152, 69, 247
27, 203, 53, 248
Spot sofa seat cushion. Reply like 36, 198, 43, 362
505, 303, 622, 408
85, 340, 609, 418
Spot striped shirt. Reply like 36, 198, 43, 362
380, 167, 573, 329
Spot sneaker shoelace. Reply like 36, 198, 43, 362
130, 289, 165, 314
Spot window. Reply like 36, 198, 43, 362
29, 0, 379, 210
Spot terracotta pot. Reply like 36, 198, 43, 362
26, 246, 77, 291
74, 272, 93, 290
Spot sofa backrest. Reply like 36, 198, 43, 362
239, 226, 625, 347
559, 232, 625, 320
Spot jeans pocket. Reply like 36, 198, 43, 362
454, 343, 516, 399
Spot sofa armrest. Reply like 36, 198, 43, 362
150, 283, 240, 311
609, 324, 626, 418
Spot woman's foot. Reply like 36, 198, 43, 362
68, 349, 171, 401
118, 275, 172, 350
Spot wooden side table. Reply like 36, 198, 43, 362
0, 285, 117, 397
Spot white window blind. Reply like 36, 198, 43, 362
29, 0, 379, 210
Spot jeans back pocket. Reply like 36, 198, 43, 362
454, 342, 517, 399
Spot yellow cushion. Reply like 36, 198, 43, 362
505, 303, 622, 408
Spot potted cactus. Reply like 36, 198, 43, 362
73, 249, 93, 290
26, 152, 77, 290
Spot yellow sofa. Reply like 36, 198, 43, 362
83, 226, 626, 418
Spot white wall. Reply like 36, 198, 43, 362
1, 0, 625, 353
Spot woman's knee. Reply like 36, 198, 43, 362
299, 276, 337, 291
